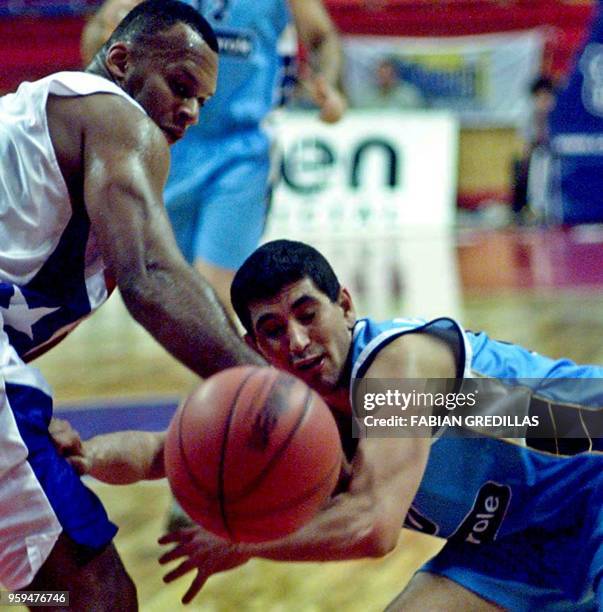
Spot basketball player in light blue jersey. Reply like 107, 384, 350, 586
222, 239, 600, 610
59, 239, 601, 608
82, 0, 346, 318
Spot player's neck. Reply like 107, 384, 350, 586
86, 58, 118, 87
323, 386, 350, 415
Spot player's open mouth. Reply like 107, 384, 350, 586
294, 355, 324, 372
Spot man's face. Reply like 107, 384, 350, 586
116, 23, 218, 144
247, 278, 356, 397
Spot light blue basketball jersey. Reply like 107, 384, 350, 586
165, 0, 293, 266
350, 316, 602, 541
349, 317, 602, 608
177, 0, 291, 141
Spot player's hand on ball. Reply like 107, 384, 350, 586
158, 527, 251, 604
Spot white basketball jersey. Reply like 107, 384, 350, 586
0, 72, 145, 364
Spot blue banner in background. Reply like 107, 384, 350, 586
550, 0, 603, 224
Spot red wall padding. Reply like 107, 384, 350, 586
326, 0, 596, 77
1, 16, 86, 93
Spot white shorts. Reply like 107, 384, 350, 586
0, 360, 116, 589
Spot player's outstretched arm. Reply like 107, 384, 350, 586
50, 418, 166, 484
81, 94, 264, 379
78, 430, 167, 484
237, 334, 454, 562
158, 334, 455, 602
290, 0, 347, 123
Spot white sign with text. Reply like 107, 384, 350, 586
266, 110, 459, 239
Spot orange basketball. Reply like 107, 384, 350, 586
164, 366, 343, 543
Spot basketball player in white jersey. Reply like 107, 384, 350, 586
0, 1, 263, 608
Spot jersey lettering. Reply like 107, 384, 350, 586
449, 482, 511, 545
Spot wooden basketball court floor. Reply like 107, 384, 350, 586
22, 226, 603, 611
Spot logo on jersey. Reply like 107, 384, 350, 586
215, 30, 255, 58
403, 505, 439, 536
192, 0, 230, 21
449, 481, 511, 545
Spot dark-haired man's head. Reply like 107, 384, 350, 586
530, 75, 556, 114
90, 0, 218, 144
530, 76, 555, 96
102, 0, 218, 56
232, 240, 356, 398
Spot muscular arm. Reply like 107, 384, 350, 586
239, 333, 456, 562
50, 418, 166, 484
289, 0, 347, 123
82, 430, 167, 484
289, 0, 342, 87
82, 96, 263, 378
158, 333, 455, 602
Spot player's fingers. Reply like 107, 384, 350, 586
158, 544, 198, 565
158, 527, 197, 546
182, 572, 207, 605
163, 559, 198, 583
49, 418, 83, 453
48, 417, 66, 433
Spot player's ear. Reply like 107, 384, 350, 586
338, 287, 356, 329
105, 42, 130, 80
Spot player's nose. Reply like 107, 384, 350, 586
288, 322, 310, 354
177, 98, 199, 127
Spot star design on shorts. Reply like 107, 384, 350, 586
0, 286, 60, 340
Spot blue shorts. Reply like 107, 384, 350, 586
165, 129, 272, 269
0, 378, 117, 588
420, 459, 603, 611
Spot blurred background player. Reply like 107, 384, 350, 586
0, 1, 264, 607
356, 57, 425, 110
511, 75, 557, 223
82, 0, 347, 320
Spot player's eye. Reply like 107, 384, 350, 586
297, 311, 315, 324
171, 81, 189, 98
262, 324, 285, 339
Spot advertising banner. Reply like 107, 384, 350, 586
264, 110, 461, 320
267, 109, 458, 238
342, 31, 545, 127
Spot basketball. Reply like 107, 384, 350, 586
164, 365, 343, 543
